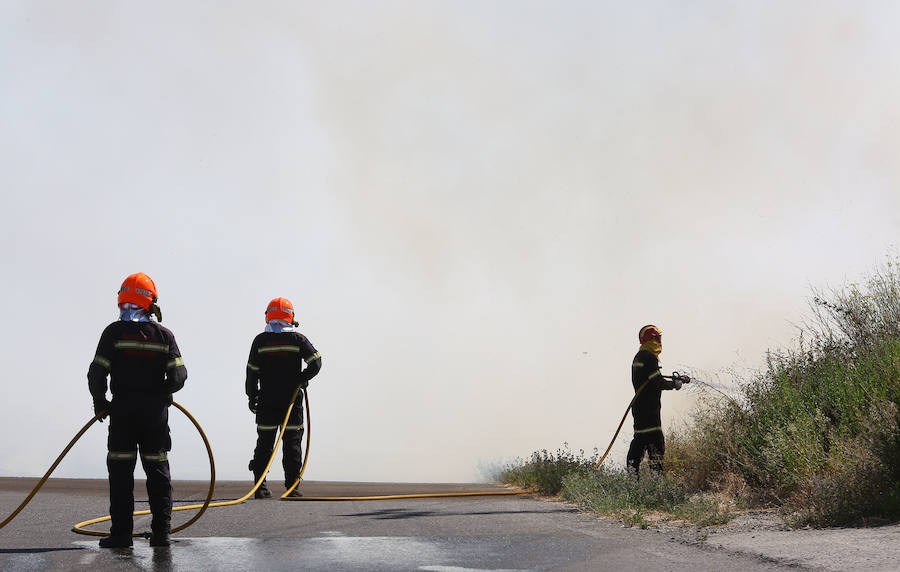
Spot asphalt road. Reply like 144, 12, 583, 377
0, 478, 796, 571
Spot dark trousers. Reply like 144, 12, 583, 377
627, 429, 665, 475
249, 395, 304, 488
107, 395, 172, 537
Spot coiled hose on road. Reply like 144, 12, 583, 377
1, 386, 524, 539
0, 401, 216, 538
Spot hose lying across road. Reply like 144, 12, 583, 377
0, 386, 524, 538
282, 387, 523, 502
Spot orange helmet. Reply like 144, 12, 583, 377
639, 324, 662, 344
117, 273, 158, 310
265, 297, 295, 323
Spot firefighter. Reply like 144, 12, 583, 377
87, 273, 187, 548
627, 324, 687, 475
246, 297, 322, 499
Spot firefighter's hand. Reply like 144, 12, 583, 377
93, 399, 111, 421
299, 379, 309, 390
248, 396, 258, 414
672, 371, 691, 387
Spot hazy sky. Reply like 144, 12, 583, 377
1, 1, 898, 484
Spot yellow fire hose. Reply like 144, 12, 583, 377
71, 401, 216, 537
0, 409, 105, 531
72, 388, 310, 536
284, 387, 523, 501
593, 378, 650, 469
0, 401, 216, 537
594, 372, 691, 469
76, 387, 523, 519
2, 385, 523, 539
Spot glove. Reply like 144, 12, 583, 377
248, 395, 258, 414
166, 392, 174, 406
671, 371, 691, 390
93, 399, 111, 421
299, 379, 309, 390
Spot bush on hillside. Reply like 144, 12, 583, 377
696, 257, 900, 524
500, 257, 900, 527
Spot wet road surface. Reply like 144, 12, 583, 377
0, 478, 798, 571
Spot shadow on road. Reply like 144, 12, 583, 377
340, 507, 578, 520
0, 547, 84, 554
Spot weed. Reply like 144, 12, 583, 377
498, 444, 597, 496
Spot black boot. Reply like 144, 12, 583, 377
149, 532, 170, 547
254, 480, 272, 499
99, 535, 133, 548
250, 459, 271, 499
284, 476, 302, 498
149, 521, 171, 547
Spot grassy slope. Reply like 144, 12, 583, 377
500, 259, 900, 527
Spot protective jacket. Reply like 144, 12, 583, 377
87, 320, 187, 538
246, 331, 321, 412
630, 348, 678, 432
88, 321, 186, 400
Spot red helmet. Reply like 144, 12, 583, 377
117, 273, 158, 310
265, 297, 295, 323
639, 324, 662, 344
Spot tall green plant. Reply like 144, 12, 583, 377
703, 258, 900, 523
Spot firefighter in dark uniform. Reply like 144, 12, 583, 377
246, 297, 322, 498
87, 273, 187, 548
627, 324, 687, 475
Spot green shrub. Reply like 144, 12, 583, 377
561, 468, 686, 513
689, 258, 900, 523
561, 467, 732, 526
498, 445, 597, 496
788, 402, 900, 526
